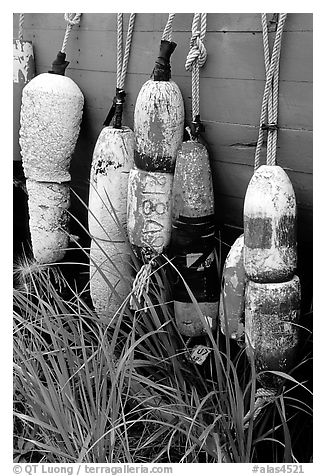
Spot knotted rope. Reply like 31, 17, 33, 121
161, 13, 175, 42
61, 13, 82, 54
254, 13, 287, 171
18, 13, 24, 41
243, 387, 277, 429
185, 13, 207, 131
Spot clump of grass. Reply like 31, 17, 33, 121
13, 191, 312, 463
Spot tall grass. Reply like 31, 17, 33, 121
13, 189, 312, 463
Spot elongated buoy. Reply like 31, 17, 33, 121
245, 275, 300, 389
88, 13, 136, 318
13, 16, 35, 163
19, 14, 84, 263
171, 141, 219, 336
127, 167, 173, 260
219, 234, 246, 340
133, 40, 184, 173
243, 165, 297, 283
25, 180, 70, 263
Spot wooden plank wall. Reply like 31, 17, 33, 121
13, 13, 313, 250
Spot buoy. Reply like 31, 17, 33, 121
127, 167, 173, 260
89, 239, 132, 318
88, 126, 134, 241
88, 13, 136, 318
13, 15, 35, 163
243, 165, 297, 283
219, 234, 246, 340
19, 14, 84, 263
245, 275, 300, 389
133, 40, 184, 173
20, 71, 84, 183
171, 141, 219, 337
25, 180, 70, 263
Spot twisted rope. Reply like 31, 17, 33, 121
129, 258, 155, 310
18, 13, 24, 41
254, 13, 287, 171
118, 13, 136, 90
61, 13, 82, 54
243, 388, 277, 429
185, 13, 207, 121
116, 13, 123, 88
161, 13, 175, 42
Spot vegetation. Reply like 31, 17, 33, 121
13, 193, 312, 464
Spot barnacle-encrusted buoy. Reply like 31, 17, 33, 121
243, 165, 297, 283
127, 167, 173, 260
133, 40, 184, 173
245, 275, 300, 389
25, 179, 70, 263
171, 141, 219, 336
20, 71, 84, 183
219, 234, 246, 340
13, 38, 35, 162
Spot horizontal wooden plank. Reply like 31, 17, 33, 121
14, 13, 313, 34
26, 27, 312, 83
203, 122, 312, 174
211, 161, 312, 209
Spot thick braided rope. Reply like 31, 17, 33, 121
118, 13, 136, 90
243, 388, 276, 429
61, 13, 82, 54
116, 13, 123, 88
185, 13, 207, 121
254, 13, 287, 171
18, 13, 24, 41
161, 13, 175, 42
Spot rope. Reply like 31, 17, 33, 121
18, 13, 24, 41
161, 14, 175, 42
254, 13, 287, 171
185, 13, 207, 122
118, 13, 136, 90
116, 13, 123, 88
61, 13, 82, 54
243, 387, 276, 429
129, 258, 155, 310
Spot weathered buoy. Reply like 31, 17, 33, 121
13, 38, 35, 162
243, 165, 297, 283
127, 167, 173, 260
19, 70, 84, 183
219, 234, 246, 340
89, 239, 132, 319
25, 179, 70, 263
245, 275, 300, 389
88, 126, 134, 241
133, 40, 184, 173
171, 141, 219, 336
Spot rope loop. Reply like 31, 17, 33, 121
64, 13, 82, 26
129, 257, 156, 310
61, 13, 82, 54
185, 32, 207, 71
254, 13, 287, 171
243, 387, 277, 429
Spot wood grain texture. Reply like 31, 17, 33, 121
12, 13, 312, 245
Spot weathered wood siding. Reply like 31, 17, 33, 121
13, 13, 312, 246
